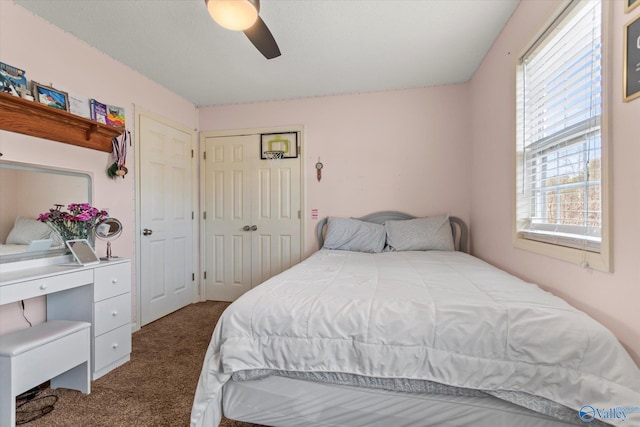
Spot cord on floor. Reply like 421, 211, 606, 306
16, 383, 57, 425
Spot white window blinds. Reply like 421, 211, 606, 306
517, 0, 602, 253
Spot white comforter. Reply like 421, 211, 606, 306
191, 250, 640, 426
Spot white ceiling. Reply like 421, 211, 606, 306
14, 0, 519, 107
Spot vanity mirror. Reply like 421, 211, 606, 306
95, 217, 122, 260
0, 160, 92, 263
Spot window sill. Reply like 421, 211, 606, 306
520, 229, 600, 252
513, 235, 611, 273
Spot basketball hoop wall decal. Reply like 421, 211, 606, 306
260, 132, 298, 160
264, 149, 284, 166
264, 150, 284, 160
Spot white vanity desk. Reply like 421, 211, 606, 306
0, 256, 131, 380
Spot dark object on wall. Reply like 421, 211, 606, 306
624, 13, 640, 102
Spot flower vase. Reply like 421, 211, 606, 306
87, 231, 96, 248
74, 228, 95, 248
50, 226, 75, 246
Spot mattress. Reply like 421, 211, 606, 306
223, 375, 580, 427
191, 249, 640, 427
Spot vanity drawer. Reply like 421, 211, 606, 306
94, 293, 131, 336
0, 270, 93, 303
94, 323, 131, 372
94, 262, 130, 302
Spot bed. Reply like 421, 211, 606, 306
1, 216, 61, 256
191, 212, 640, 427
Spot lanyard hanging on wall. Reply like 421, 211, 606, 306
108, 130, 130, 179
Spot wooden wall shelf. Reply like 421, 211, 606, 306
0, 92, 123, 152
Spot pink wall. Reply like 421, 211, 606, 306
469, 1, 640, 366
198, 86, 472, 256
0, 1, 197, 333
3, 0, 637, 370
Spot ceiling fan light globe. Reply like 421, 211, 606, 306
207, 0, 258, 31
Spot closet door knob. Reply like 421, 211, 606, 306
243, 225, 251, 231
143, 228, 153, 236
250, 225, 258, 231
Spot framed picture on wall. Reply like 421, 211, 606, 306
624, 14, 640, 102
260, 132, 299, 159
32, 82, 69, 111
626, 0, 639, 14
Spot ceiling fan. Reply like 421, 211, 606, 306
205, 0, 281, 59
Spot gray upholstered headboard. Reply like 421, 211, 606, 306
316, 211, 468, 253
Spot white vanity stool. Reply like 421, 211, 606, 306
0, 320, 91, 427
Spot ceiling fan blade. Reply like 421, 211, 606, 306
243, 16, 281, 59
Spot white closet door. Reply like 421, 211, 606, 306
204, 135, 253, 301
253, 152, 301, 284
139, 113, 196, 325
204, 133, 301, 301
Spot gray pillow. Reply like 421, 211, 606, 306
5, 216, 54, 245
323, 217, 386, 253
385, 215, 454, 251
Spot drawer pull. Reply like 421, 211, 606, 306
39, 284, 47, 290
111, 310, 119, 317
112, 343, 119, 350
111, 278, 118, 284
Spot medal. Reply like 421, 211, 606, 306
109, 131, 130, 179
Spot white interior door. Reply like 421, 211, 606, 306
252, 148, 301, 284
203, 135, 253, 301
139, 113, 196, 325
203, 132, 301, 301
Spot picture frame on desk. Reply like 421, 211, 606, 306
624, 14, 640, 102
32, 82, 69, 111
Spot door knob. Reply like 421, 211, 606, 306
143, 228, 153, 236
243, 225, 251, 231
250, 225, 258, 231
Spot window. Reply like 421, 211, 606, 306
515, 0, 610, 270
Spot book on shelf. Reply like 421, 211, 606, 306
67, 93, 91, 119
90, 98, 125, 128
90, 99, 107, 124
0, 62, 27, 96
106, 104, 125, 127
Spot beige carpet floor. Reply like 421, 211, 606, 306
17, 301, 263, 427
